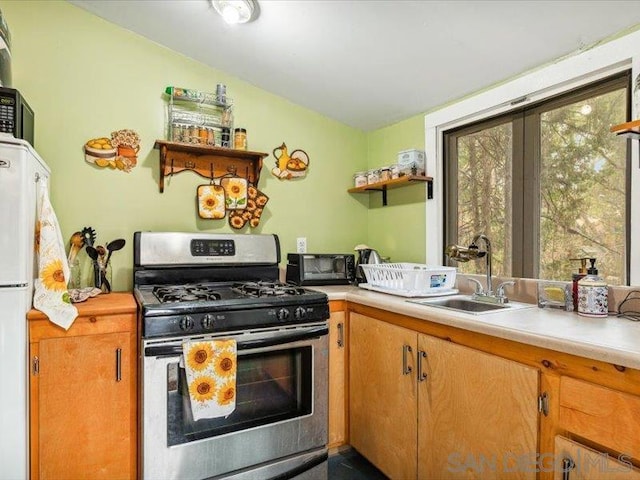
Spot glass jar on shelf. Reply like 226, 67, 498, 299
234, 128, 247, 150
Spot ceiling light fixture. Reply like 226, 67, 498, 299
211, 0, 258, 25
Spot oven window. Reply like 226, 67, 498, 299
167, 346, 313, 446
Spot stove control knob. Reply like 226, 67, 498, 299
277, 308, 290, 321
180, 315, 194, 331
294, 307, 307, 320
201, 314, 215, 330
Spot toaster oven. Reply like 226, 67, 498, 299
286, 253, 355, 286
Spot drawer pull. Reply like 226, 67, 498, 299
561, 457, 575, 480
32, 356, 39, 376
89, 316, 97, 323
402, 344, 412, 375
115, 348, 122, 382
417, 350, 427, 381
337, 322, 344, 348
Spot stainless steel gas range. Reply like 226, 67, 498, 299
133, 232, 330, 480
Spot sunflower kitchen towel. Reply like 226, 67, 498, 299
182, 339, 237, 420
33, 183, 78, 330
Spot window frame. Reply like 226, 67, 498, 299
424, 29, 640, 285
442, 73, 631, 282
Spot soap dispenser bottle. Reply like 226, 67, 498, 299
577, 258, 608, 317
570, 257, 588, 311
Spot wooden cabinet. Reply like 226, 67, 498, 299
418, 335, 539, 480
28, 293, 137, 480
554, 436, 640, 480
349, 312, 539, 480
349, 313, 418, 479
344, 300, 640, 480
558, 377, 640, 467
328, 303, 347, 449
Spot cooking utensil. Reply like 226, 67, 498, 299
67, 232, 85, 264
101, 270, 111, 293
81, 226, 96, 247
85, 245, 102, 289
105, 238, 126, 267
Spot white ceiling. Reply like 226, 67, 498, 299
69, 0, 640, 131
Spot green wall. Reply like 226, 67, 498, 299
365, 114, 427, 264
1, 0, 371, 291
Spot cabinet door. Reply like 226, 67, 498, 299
35, 332, 134, 480
554, 436, 640, 480
418, 335, 539, 480
328, 311, 347, 448
349, 313, 417, 480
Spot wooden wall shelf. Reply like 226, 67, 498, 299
348, 175, 433, 206
610, 119, 640, 139
154, 140, 269, 193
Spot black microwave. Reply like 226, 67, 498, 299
286, 253, 356, 286
0, 87, 34, 146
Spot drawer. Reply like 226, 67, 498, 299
554, 436, 640, 480
559, 377, 640, 459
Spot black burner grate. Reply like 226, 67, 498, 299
153, 285, 222, 303
232, 281, 306, 298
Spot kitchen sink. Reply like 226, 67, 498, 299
408, 295, 536, 315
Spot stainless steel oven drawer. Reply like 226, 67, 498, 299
211, 447, 328, 480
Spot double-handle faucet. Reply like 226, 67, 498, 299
445, 234, 515, 304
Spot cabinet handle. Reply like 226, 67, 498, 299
561, 457, 575, 480
337, 322, 344, 348
115, 348, 122, 382
417, 350, 427, 381
32, 356, 39, 376
402, 344, 413, 375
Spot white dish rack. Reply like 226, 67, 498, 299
359, 263, 457, 297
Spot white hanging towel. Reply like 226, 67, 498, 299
33, 183, 78, 329
182, 339, 237, 420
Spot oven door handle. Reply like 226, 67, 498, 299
144, 326, 329, 357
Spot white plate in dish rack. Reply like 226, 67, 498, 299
358, 283, 459, 298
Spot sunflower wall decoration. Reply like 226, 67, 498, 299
228, 184, 269, 229
197, 185, 226, 219
271, 142, 309, 180
196, 173, 269, 229
182, 339, 237, 420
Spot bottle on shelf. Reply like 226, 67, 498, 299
570, 257, 588, 311
577, 258, 608, 318
234, 128, 247, 150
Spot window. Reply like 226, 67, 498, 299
443, 73, 630, 285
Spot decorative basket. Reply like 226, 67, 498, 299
360, 263, 456, 297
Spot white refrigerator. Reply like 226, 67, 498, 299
0, 136, 50, 480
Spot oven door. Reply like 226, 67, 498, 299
141, 323, 328, 480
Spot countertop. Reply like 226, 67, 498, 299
310, 285, 640, 370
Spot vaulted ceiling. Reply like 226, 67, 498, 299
70, 0, 640, 131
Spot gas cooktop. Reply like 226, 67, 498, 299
137, 281, 326, 311
151, 281, 309, 304
135, 281, 329, 338
133, 232, 329, 338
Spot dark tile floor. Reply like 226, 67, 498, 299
328, 448, 388, 479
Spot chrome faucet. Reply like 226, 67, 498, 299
445, 234, 514, 304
